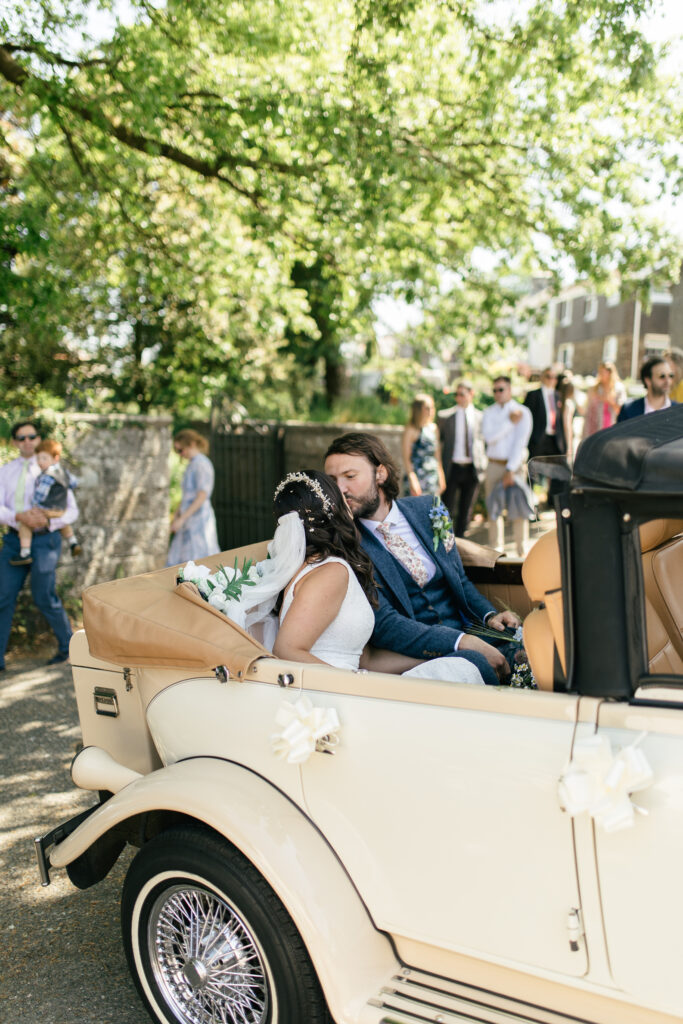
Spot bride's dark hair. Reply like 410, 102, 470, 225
273, 469, 377, 607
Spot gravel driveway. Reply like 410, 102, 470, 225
0, 656, 150, 1024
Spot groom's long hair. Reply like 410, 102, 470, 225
273, 470, 377, 606
324, 432, 401, 503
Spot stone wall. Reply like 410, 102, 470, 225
58, 414, 172, 591
282, 421, 404, 475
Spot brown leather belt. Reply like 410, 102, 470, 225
488, 458, 508, 465
7, 526, 49, 536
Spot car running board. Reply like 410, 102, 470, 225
368, 966, 596, 1024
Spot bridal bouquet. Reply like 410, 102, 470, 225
177, 558, 263, 616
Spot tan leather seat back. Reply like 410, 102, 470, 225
522, 608, 554, 691
640, 519, 683, 671
521, 530, 565, 686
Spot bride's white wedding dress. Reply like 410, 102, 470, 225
280, 556, 484, 685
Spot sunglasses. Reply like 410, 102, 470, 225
16, 433, 38, 441
492, 387, 507, 393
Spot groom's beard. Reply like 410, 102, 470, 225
347, 481, 381, 520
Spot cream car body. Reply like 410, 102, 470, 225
37, 407, 683, 1024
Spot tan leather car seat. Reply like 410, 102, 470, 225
521, 530, 564, 691
640, 519, 683, 674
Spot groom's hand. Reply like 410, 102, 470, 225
459, 634, 510, 681
487, 610, 521, 632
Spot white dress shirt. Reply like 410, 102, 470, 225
361, 502, 437, 584
0, 456, 78, 530
542, 386, 557, 435
644, 396, 672, 414
362, 502, 475, 648
452, 406, 474, 464
481, 401, 533, 471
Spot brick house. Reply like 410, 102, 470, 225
553, 283, 673, 379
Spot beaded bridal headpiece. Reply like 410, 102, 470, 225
273, 472, 334, 516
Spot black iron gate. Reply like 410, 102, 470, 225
210, 420, 285, 549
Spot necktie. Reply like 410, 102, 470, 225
464, 415, 472, 458
548, 391, 557, 432
14, 461, 29, 513
376, 522, 429, 587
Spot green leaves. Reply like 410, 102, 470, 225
1, 0, 681, 416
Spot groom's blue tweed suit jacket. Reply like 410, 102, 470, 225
358, 495, 496, 660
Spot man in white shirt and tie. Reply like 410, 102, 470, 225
481, 377, 533, 556
0, 420, 78, 670
438, 381, 486, 537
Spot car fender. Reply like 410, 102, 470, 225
50, 756, 397, 1024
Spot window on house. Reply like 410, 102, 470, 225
558, 301, 572, 326
603, 336, 618, 362
584, 295, 599, 321
557, 343, 574, 368
649, 288, 672, 305
606, 291, 621, 307
643, 333, 671, 355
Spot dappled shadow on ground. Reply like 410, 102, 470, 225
0, 659, 149, 1024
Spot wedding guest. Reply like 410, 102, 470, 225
666, 348, 683, 403
524, 366, 564, 460
0, 420, 77, 668
11, 439, 81, 565
481, 377, 533, 557
401, 393, 446, 497
617, 356, 678, 421
581, 361, 625, 438
271, 469, 484, 684
438, 381, 486, 537
555, 372, 577, 463
166, 429, 220, 566
324, 433, 522, 685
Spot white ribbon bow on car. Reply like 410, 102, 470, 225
558, 731, 653, 833
271, 696, 341, 764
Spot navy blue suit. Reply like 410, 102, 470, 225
617, 398, 679, 422
359, 496, 502, 683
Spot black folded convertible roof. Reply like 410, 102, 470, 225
572, 405, 683, 493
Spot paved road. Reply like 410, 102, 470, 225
0, 656, 149, 1024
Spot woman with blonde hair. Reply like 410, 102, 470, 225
402, 393, 446, 497
581, 361, 626, 439
166, 429, 220, 566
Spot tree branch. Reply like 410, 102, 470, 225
0, 44, 315, 188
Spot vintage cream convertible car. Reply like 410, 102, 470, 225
36, 408, 683, 1024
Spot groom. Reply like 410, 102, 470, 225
324, 432, 520, 685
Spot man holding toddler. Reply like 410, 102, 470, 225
0, 421, 79, 669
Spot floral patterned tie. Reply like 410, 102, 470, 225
376, 522, 429, 587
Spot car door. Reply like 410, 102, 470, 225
591, 692, 683, 1019
299, 671, 588, 979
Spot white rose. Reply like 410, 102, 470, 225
208, 590, 230, 613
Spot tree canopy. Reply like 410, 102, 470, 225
1, 0, 681, 415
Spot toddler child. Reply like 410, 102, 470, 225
10, 439, 81, 566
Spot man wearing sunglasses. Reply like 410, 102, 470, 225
0, 421, 78, 671
617, 356, 679, 421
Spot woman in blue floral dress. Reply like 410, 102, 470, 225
402, 394, 447, 497
166, 430, 220, 566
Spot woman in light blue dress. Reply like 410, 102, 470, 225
166, 430, 220, 566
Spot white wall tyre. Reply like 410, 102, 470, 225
121, 826, 332, 1024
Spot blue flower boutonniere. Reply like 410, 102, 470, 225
428, 497, 455, 553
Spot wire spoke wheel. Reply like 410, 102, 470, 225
149, 883, 269, 1024
122, 827, 331, 1024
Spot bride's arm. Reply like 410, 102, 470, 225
359, 646, 423, 674
273, 562, 348, 665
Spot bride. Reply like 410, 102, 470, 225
269, 470, 484, 685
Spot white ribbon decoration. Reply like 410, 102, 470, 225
271, 695, 341, 765
558, 732, 653, 833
